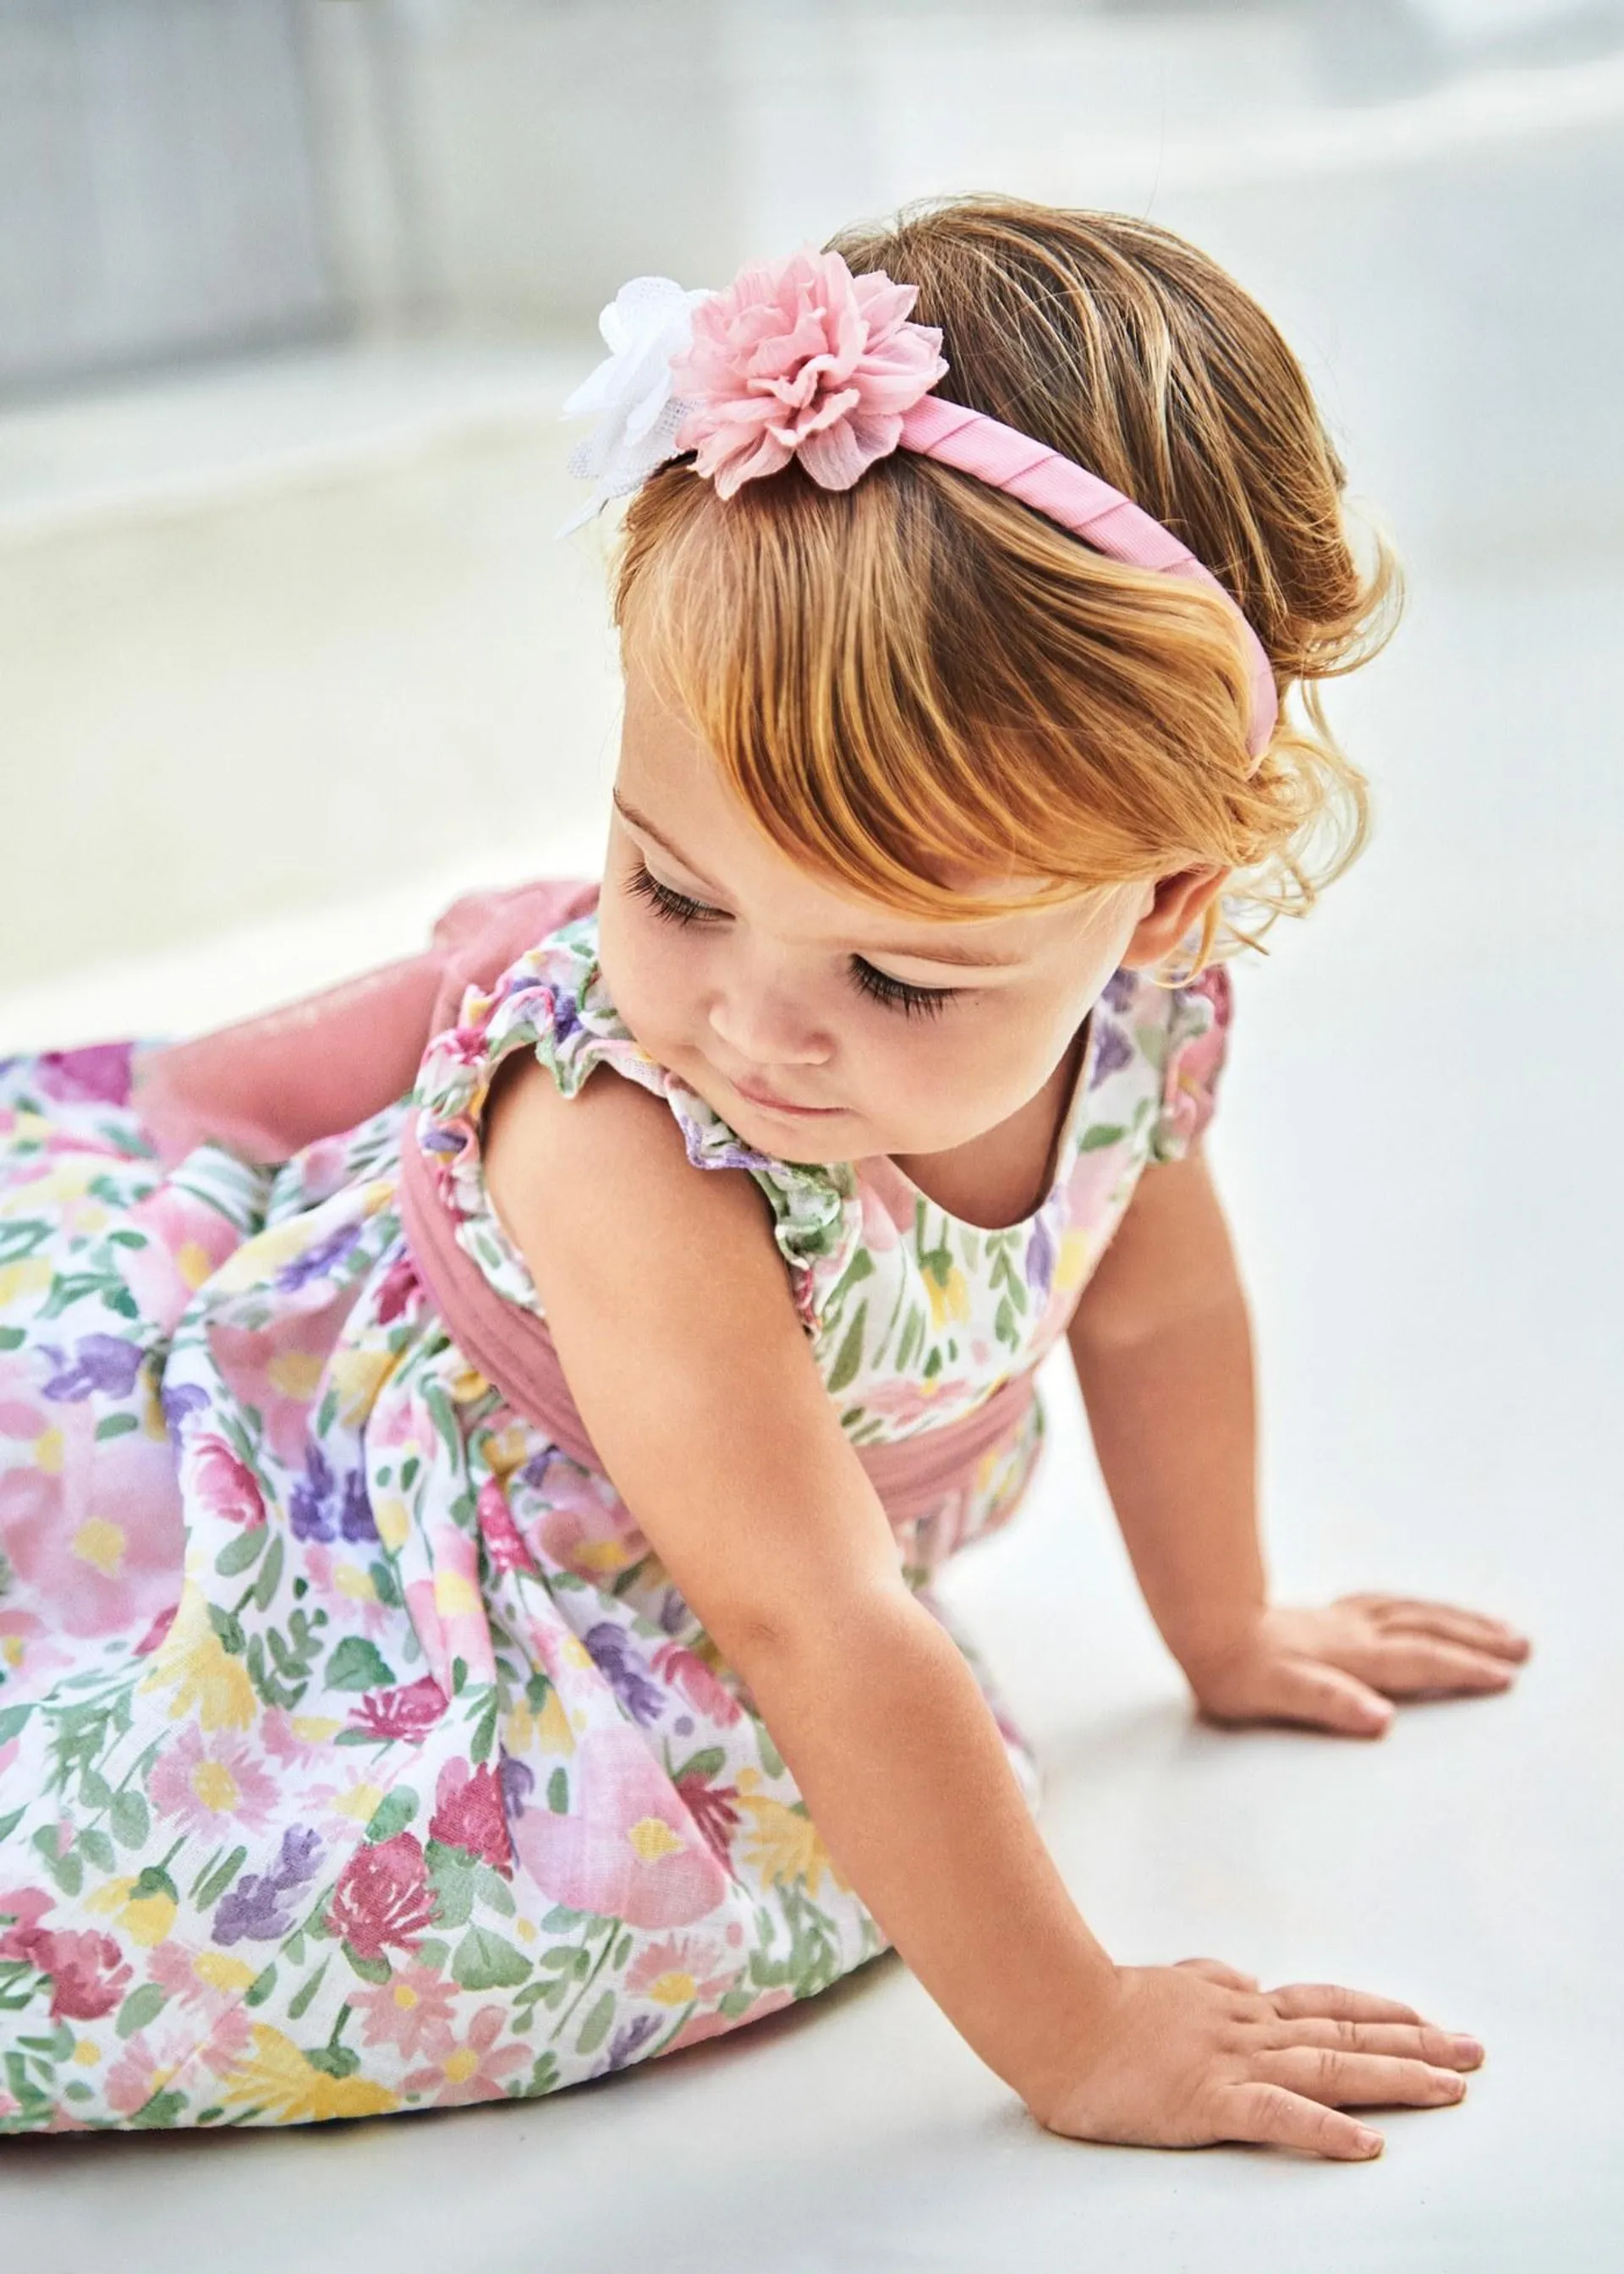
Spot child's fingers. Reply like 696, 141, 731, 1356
1268, 2016, 1483, 2069
1258, 2045, 1468, 2112
1265, 1981, 1431, 2026
1251, 1656, 1393, 1736
1342, 1595, 1531, 1656
1218, 2082, 1385, 2161
1358, 1634, 1517, 1696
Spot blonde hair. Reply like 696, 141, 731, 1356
611, 194, 1402, 976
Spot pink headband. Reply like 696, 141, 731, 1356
562, 249, 1278, 759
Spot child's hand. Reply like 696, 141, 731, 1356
1183, 1596, 1532, 1738
1034, 1957, 1483, 2160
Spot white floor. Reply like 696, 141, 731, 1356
3, 14, 1623, 2271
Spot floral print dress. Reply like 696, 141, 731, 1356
0, 898, 1230, 2132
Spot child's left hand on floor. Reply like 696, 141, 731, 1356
1182, 1596, 1533, 1738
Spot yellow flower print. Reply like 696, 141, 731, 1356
266, 1351, 325, 1402
924, 1263, 972, 1330
86, 1875, 177, 1948
138, 1589, 255, 1730
0, 1256, 52, 1308
326, 1345, 399, 1426
374, 1496, 411, 1553
502, 1684, 575, 1760
735, 1791, 848, 1898
1051, 1223, 1095, 1299
220, 2026, 399, 2123
70, 1518, 125, 1579
207, 1219, 323, 1294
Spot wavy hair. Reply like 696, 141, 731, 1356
611, 194, 1402, 976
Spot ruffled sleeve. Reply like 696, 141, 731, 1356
1147, 963, 1234, 1164
411, 911, 862, 1335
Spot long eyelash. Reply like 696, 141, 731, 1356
623, 861, 958, 1022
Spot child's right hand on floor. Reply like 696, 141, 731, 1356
1029, 1955, 1483, 2160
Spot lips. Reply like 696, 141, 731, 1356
730, 1076, 839, 1114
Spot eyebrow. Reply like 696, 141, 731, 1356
611, 792, 1029, 970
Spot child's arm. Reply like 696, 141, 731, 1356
482, 1050, 1483, 2154
1065, 1145, 1530, 1733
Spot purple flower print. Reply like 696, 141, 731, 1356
39, 1333, 145, 1403
212, 1825, 324, 1946
161, 1380, 209, 1438
552, 991, 583, 1049
274, 1220, 364, 1294
605, 2013, 662, 2072
339, 1466, 379, 1544
1024, 1215, 1055, 1303
582, 1623, 666, 1727
497, 1752, 535, 1827
1101, 968, 1136, 1014
1088, 1020, 1133, 1088
35, 1042, 134, 1107
289, 1442, 337, 1542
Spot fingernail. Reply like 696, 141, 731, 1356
1451, 2036, 1483, 2060
1355, 2128, 1383, 2156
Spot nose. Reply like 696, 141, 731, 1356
706, 976, 831, 1072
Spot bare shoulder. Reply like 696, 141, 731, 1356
479, 1046, 900, 1655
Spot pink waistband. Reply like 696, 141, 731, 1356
394, 1105, 1037, 1530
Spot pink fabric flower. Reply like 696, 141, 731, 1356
348, 1959, 459, 2061
670, 249, 947, 498
402, 2003, 528, 2106
147, 1723, 279, 1839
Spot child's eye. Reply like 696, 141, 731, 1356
623, 860, 960, 1022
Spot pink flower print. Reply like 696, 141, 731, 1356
327, 1831, 436, 1962
428, 1756, 512, 1872
475, 1476, 536, 1578
661, 1983, 795, 2058
854, 1375, 979, 1434
32, 1927, 132, 2021
403, 1518, 495, 1691
402, 2004, 528, 2106
104, 2023, 207, 2117
187, 1435, 266, 1530
345, 1673, 447, 1745
145, 1939, 260, 2035
671, 1767, 741, 1867
348, 1960, 459, 2062
0, 1885, 54, 1962
118, 1187, 242, 1335
650, 1639, 743, 1727
35, 1042, 135, 1107
0, 1398, 182, 1639
854, 1158, 915, 1250
625, 1931, 738, 2007
1159, 972, 1231, 1156
148, 1725, 279, 1840
133, 1602, 178, 1656
509, 1723, 732, 1930
374, 1252, 421, 1327
670, 248, 948, 497
531, 1467, 648, 1586
204, 1279, 360, 1469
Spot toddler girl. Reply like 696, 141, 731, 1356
0, 195, 1528, 2155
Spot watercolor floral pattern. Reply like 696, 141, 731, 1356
0, 901, 1227, 2131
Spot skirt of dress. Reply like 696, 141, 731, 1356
0, 1041, 1040, 2133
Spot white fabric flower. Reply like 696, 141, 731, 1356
557, 275, 716, 534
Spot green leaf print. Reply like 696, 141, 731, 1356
826, 1298, 869, 1394
325, 1638, 397, 1693
115, 1985, 169, 2041
363, 1788, 418, 1844
0, 1705, 34, 1746
214, 1526, 267, 1579
195, 1847, 247, 1909
575, 1990, 616, 2058
77, 1828, 116, 1876
93, 1414, 139, 1442
546, 1769, 569, 1815
343, 1943, 392, 1986
1078, 1123, 1125, 1151
250, 1534, 285, 1612
287, 1960, 331, 2022
453, 1925, 532, 1992
109, 1788, 149, 1848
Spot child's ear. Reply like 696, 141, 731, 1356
1116, 866, 1232, 970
